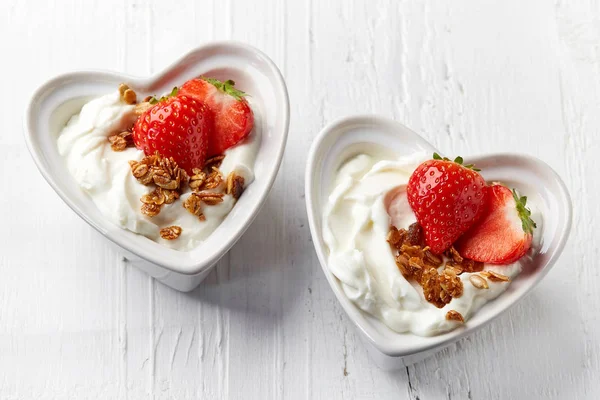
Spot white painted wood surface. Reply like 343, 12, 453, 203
1, 0, 597, 398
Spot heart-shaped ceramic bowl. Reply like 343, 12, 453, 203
305, 115, 572, 369
24, 41, 290, 292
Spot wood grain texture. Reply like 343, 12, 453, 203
0, 0, 597, 398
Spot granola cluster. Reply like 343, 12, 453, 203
108, 131, 134, 152
128, 152, 245, 239
388, 222, 511, 321
446, 310, 464, 323
130, 154, 188, 189
388, 223, 469, 308
160, 225, 182, 240
182, 154, 244, 221
129, 153, 189, 217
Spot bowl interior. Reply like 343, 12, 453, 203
25, 42, 290, 274
305, 115, 572, 356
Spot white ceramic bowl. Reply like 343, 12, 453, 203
24, 42, 290, 292
305, 115, 572, 369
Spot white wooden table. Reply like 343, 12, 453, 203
1, 0, 598, 398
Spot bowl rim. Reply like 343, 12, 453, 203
23, 40, 290, 275
305, 114, 573, 356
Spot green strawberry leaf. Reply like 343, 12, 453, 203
431, 153, 480, 171
202, 77, 248, 101
148, 86, 179, 104
512, 189, 537, 234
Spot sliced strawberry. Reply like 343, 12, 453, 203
455, 184, 537, 264
179, 78, 254, 156
406, 153, 488, 254
132, 94, 212, 174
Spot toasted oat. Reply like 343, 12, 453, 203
152, 169, 178, 190
445, 246, 464, 264
424, 247, 443, 267
446, 310, 464, 323
159, 156, 176, 177
195, 191, 225, 205
162, 189, 180, 204
422, 267, 447, 308
226, 173, 245, 199
395, 254, 410, 276
469, 274, 489, 289
485, 271, 510, 282
108, 131, 133, 152
400, 244, 425, 259
177, 167, 190, 187
183, 193, 205, 220
141, 188, 166, 206
183, 193, 202, 214
439, 288, 452, 305
160, 225, 182, 240
387, 226, 407, 249
407, 256, 425, 282
204, 154, 226, 169
203, 167, 223, 190
444, 264, 463, 275
189, 168, 207, 190
461, 258, 485, 273
141, 203, 161, 217
439, 269, 464, 298
130, 161, 153, 185
108, 135, 127, 151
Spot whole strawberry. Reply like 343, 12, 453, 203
406, 153, 488, 254
179, 77, 254, 156
133, 93, 212, 174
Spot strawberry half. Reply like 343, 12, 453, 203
406, 153, 488, 254
132, 94, 212, 174
455, 184, 536, 264
179, 78, 254, 156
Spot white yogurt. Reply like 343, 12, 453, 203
323, 151, 540, 336
57, 91, 260, 251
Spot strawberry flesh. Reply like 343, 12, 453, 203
179, 78, 254, 156
407, 155, 488, 254
132, 95, 212, 174
455, 184, 536, 264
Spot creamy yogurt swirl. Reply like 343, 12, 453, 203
57, 91, 260, 251
323, 151, 539, 336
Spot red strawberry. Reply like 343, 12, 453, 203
455, 184, 536, 264
179, 78, 254, 156
133, 94, 212, 174
406, 153, 488, 254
